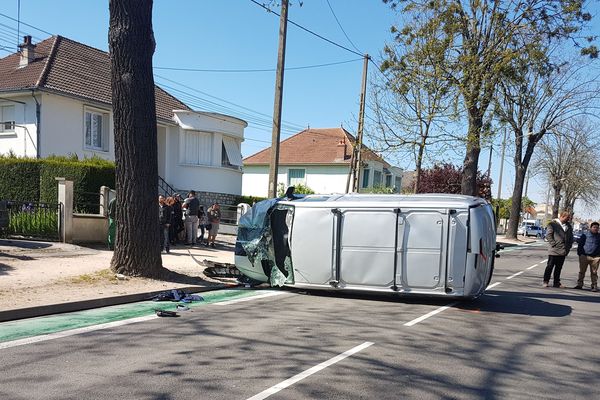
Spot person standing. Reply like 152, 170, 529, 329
182, 191, 200, 245
158, 195, 173, 253
574, 221, 600, 291
198, 205, 207, 244
170, 194, 184, 246
206, 202, 221, 248
543, 211, 574, 288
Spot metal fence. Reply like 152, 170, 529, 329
74, 191, 101, 214
0, 200, 62, 241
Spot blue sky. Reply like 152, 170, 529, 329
0, 0, 597, 217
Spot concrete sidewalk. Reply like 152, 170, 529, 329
0, 235, 240, 322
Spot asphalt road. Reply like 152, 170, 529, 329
1, 241, 599, 400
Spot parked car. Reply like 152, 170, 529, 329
573, 230, 583, 243
518, 223, 543, 237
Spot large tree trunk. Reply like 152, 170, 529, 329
506, 165, 526, 239
109, 0, 163, 277
461, 118, 482, 196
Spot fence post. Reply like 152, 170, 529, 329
57, 178, 74, 243
100, 186, 110, 216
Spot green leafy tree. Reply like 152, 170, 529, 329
277, 183, 315, 197
382, 0, 596, 196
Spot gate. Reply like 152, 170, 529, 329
0, 200, 62, 241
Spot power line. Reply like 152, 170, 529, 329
0, 12, 52, 36
325, 0, 362, 54
154, 57, 362, 73
248, 0, 364, 57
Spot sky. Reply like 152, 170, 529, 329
0, 0, 597, 218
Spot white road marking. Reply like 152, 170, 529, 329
404, 301, 459, 327
486, 282, 502, 290
506, 271, 524, 280
214, 290, 288, 306
527, 264, 538, 270
246, 341, 374, 400
0, 315, 157, 350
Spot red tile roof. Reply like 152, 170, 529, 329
0, 36, 190, 122
243, 127, 389, 166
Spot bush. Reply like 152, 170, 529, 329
0, 154, 115, 211
0, 156, 42, 201
236, 195, 267, 205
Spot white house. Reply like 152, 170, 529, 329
0, 35, 246, 205
242, 127, 403, 197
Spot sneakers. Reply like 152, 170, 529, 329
553, 284, 565, 288
592, 286, 598, 292
573, 285, 583, 289
542, 282, 549, 287
210, 243, 216, 248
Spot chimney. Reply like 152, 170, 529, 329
18, 35, 35, 68
335, 139, 347, 161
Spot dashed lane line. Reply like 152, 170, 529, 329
213, 290, 289, 306
246, 342, 374, 400
403, 302, 460, 327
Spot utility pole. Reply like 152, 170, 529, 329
267, 0, 289, 199
350, 54, 370, 193
496, 128, 507, 200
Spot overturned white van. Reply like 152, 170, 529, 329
235, 194, 497, 299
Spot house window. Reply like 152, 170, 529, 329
362, 169, 370, 188
222, 136, 242, 168
288, 169, 305, 186
181, 130, 212, 165
385, 174, 392, 187
84, 108, 109, 151
374, 170, 382, 186
0, 105, 15, 133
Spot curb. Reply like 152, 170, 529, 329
0, 284, 234, 323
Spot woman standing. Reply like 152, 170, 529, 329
159, 195, 173, 253
206, 202, 221, 248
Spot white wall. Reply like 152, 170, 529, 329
165, 126, 243, 195
40, 93, 114, 160
242, 164, 352, 197
0, 94, 38, 158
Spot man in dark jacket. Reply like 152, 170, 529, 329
574, 221, 600, 291
543, 211, 574, 288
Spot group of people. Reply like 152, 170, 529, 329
158, 191, 222, 253
543, 211, 598, 291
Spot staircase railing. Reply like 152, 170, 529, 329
158, 176, 178, 197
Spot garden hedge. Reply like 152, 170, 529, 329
0, 155, 115, 210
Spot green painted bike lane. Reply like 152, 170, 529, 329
0, 289, 270, 343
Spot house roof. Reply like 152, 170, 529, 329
0, 35, 190, 122
243, 127, 390, 166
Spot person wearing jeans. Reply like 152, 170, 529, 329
543, 211, 574, 288
158, 196, 173, 253
182, 191, 200, 245
574, 221, 600, 291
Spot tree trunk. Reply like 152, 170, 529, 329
552, 185, 561, 218
461, 119, 482, 196
506, 165, 526, 240
109, 0, 163, 277
414, 142, 425, 193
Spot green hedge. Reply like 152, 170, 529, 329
0, 157, 42, 201
0, 155, 115, 209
